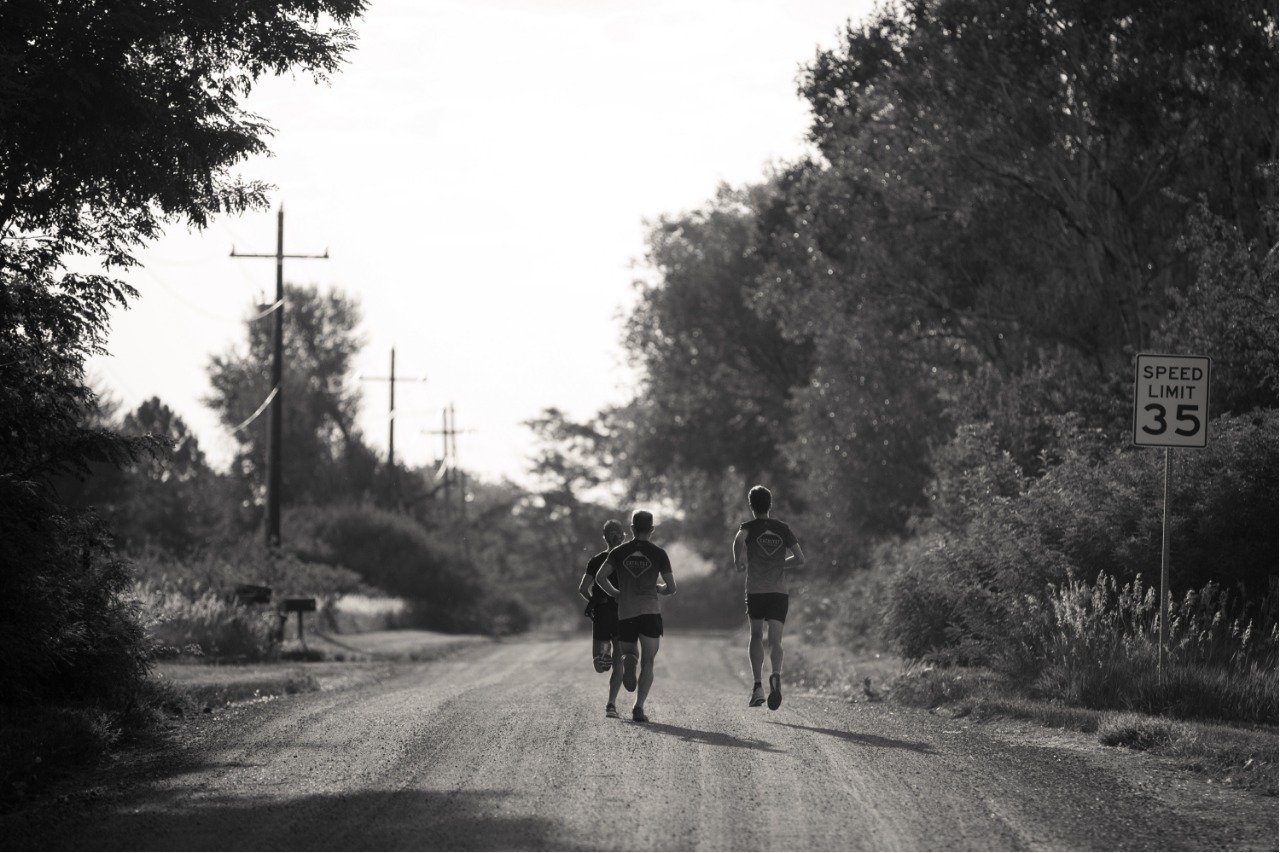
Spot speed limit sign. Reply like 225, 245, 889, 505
1133, 354, 1211, 448
1133, 352, 1210, 680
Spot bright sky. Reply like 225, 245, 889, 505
88, 0, 871, 483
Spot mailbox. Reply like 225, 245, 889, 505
234, 584, 272, 605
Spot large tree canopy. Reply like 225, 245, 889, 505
0, 0, 364, 266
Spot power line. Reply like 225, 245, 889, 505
230, 386, 279, 434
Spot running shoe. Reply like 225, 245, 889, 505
749, 685, 766, 707
767, 673, 783, 710
622, 654, 637, 692
632, 706, 649, 723
593, 653, 612, 673
605, 703, 620, 719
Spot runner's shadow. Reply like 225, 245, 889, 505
769, 721, 935, 754
643, 722, 783, 753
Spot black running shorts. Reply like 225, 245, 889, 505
746, 592, 789, 623
592, 604, 620, 643
618, 613, 663, 643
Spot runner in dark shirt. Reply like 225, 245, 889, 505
595, 510, 676, 723
577, 519, 626, 717
732, 485, 805, 710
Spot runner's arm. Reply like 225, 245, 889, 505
658, 570, 677, 596
596, 571, 620, 598
732, 529, 748, 573
577, 572, 595, 602
785, 542, 806, 570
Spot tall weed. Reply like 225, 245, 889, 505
1036, 573, 1277, 723
135, 584, 278, 661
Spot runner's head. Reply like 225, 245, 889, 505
630, 509, 655, 539
748, 485, 771, 517
601, 518, 625, 548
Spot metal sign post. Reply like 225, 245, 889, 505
1132, 353, 1211, 678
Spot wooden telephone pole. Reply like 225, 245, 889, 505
423, 403, 474, 520
230, 204, 328, 548
359, 346, 426, 470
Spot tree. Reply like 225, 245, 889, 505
0, 1, 366, 711
207, 283, 381, 511
612, 182, 814, 552
59, 397, 241, 555
523, 407, 624, 575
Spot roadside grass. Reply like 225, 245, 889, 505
784, 641, 903, 701
787, 641, 1278, 796
153, 664, 321, 710
1096, 712, 1278, 796
1039, 659, 1277, 726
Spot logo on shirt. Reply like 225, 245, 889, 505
622, 552, 654, 578
756, 530, 785, 557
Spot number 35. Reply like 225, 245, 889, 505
1143, 403, 1201, 436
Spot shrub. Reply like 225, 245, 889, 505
290, 504, 532, 635
1098, 713, 1181, 750
130, 542, 365, 601
135, 585, 278, 661
794, 546, 893, 651
0, 478, 151, 709
0, 705, 122, 799
883, 411, 1277, 680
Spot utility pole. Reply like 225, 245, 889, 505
230, 204, 328, 548
423, 403, 475, 520
442, 406, 453, 513
359, 346, 426, 472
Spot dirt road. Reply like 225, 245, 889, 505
5, 634, 1275, 850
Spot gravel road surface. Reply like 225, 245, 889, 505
4, 634, 1275, 850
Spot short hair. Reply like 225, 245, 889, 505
602, 519, 625, 538
748, 485, 772, 514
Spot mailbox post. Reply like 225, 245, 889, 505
279, 597, 317, 648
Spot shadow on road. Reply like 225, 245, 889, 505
3, 789, 575, 851
769, 721, 935, 754
641, 721, 783, 753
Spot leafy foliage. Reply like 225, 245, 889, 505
207, 283, 382, 511
0, 0, 365, 265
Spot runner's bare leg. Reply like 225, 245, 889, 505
767, 619, 784, 677
749, 618, 766, 684
635, 633, 660, 710
608, 643, 624, 705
